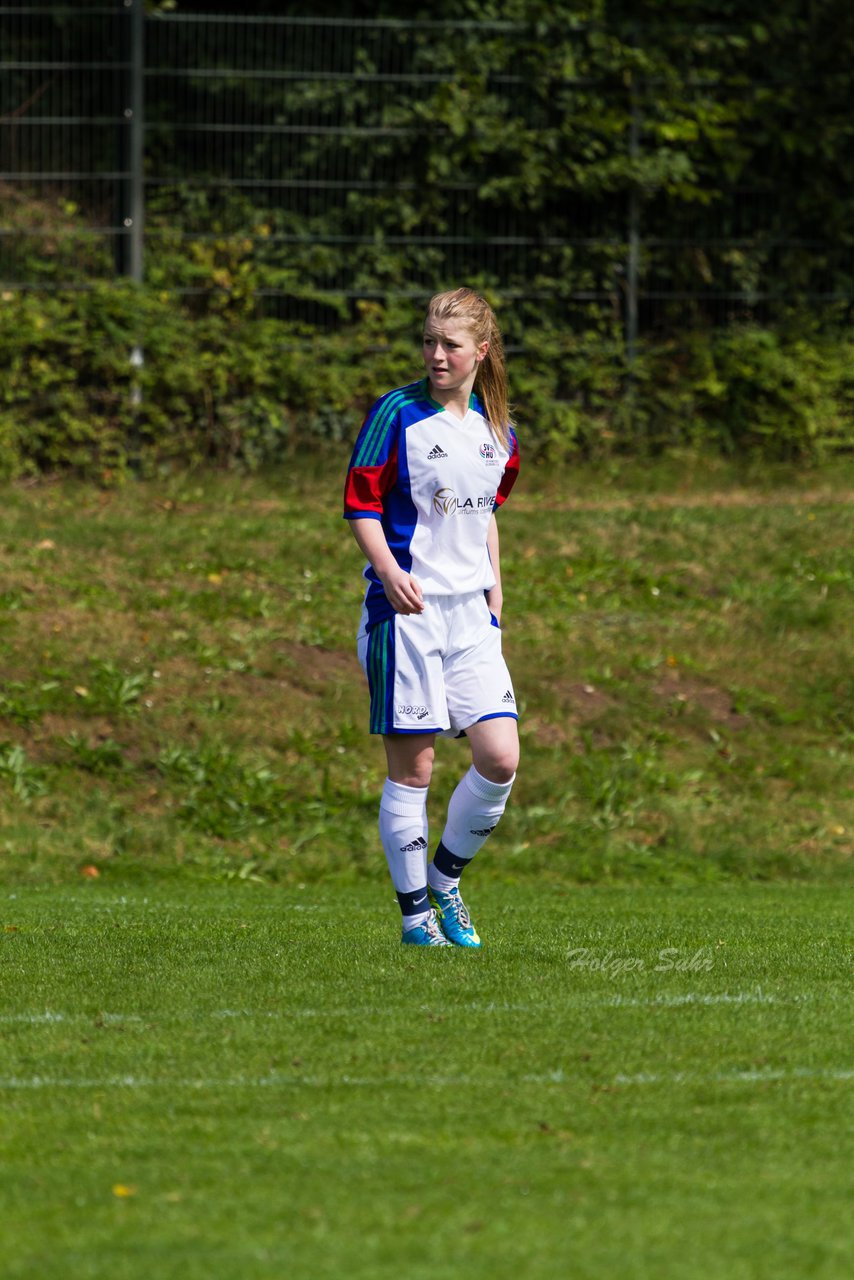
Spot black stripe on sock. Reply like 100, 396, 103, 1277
432, 841, 473, 879
396, 886, 430, 916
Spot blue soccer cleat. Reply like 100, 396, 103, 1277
428, 885, 482, 948
401, 909, 453, 947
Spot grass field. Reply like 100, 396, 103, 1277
0, 456, 852, 886
1, 457, 852, 1276
2, 881, 852, 1279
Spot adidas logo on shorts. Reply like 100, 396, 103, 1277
427, 444, 448, 459
471, 826, 496, 837
400, 836, 428, 852
502, 689, 515, 703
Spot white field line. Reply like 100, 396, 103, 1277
599, 990, 792, 1008
4, 895, 370, 912
0, 988, 809, 1029
0, 989, 794, 1027
0, 1012, 143, 1025
0, 1066, 852, 1091
611, 1067, 854, 1086
209, 989, 797, 1017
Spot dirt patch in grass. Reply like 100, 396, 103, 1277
145, 651, 366, 748
653, 670, 750, 729
16, 605, 160, 663
563, 680, 613, 722
275, 643, 362, 693
524, 680, 614, 747
36, 714, 118, 743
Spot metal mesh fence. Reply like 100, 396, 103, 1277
1, 5, 130, 282
1, 2, 850, 349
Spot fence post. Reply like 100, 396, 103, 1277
128, 0, 144, 288
121, 0, 145, 420
626, 34, 640, 369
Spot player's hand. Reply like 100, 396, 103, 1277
378, 566, 425, 615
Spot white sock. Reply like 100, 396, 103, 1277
428, 766, 514, 891
378, 778, 431, 930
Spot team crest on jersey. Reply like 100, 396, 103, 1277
479, 441, 496, 460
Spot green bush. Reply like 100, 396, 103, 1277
633, 321, 854, 460
1, 284, 852, 480
0, 286, 412, 477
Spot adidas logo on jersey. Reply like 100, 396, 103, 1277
502, 689, 515, 703
400, 836, 428, 853
471, 826, 496, 838
427, 444, 448, 459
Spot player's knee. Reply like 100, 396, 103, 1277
385, 738, 435, 789
476, 743, 519, 784
488, 755, 519, 784
393, 762, 434, 789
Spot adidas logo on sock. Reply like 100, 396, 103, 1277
400, 836, 428, 852
502, 690, 515, 703
471, 826, 496, 837
427, 444, 448, 459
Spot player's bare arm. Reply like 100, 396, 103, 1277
485, 513, 503, 624
348, 516, 425, 615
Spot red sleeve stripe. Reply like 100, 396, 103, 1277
344, 447, 398, 517
494, 441, 520, 510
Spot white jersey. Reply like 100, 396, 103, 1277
344, 379, 520, 630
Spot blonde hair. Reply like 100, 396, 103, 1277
425, 287, 513, 450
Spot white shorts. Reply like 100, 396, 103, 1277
357, 592, 518, 736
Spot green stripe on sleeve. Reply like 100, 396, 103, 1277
353, 384, 424, 468
354, 391, 406, 469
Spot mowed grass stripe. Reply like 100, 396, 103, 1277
0, 989, 804, 1025
2, 1066, 853, 1090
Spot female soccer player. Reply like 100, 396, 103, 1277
343, 287, 520, 947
